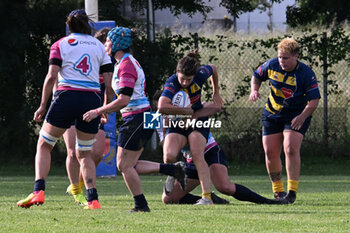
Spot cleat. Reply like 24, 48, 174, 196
17, 190, 45, 208
84, 200, 101, 209
267, 198, 287, 205
274, 191, 287, 200
274, 191, 297, 205
129, 206, 151, 213
174, 161, 186, 190
66, 184, 87, 205
211, 192, 230, 204
283, 190, 296, 204
164, 176, 175, 194
195, 197, 214, 205
73, 193, 88, 206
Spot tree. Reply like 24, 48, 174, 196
130, 0, 213, 18
286, 0, 350, 27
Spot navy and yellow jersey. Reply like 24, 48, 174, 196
161, 65, 213, 112
253, 57, 321, 120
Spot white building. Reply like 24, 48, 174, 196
124, 0, 296, 34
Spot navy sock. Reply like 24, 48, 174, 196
159, 163, 175, 176
179, 193, 201, 204
87, 188, 98, 202
134, 194, 148, 209
33, 179, 45, 192
233, 184, 271, 204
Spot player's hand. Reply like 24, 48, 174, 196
33, 106, 46, 122
83, 109, 99, 122
101, 114, 108, 124
185, 107, 194, 116
249, 90, 260, 102
212, 93, 224, 108
291, 115, 306, 130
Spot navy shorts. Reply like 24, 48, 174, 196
166, 118, 210, 142
185, 145, 227, 180
117, 111, 154, 151
46, 90, 102, 134
262, 114, 311, 136
68, 83, 105, 131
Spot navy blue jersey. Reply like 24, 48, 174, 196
253, 57, 321, 120
161, 65, 213, 111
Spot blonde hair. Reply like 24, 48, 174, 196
277, 38, 299, 55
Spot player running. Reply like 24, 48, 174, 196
158, 50, 224, 205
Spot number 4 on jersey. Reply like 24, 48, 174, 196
74, 54, 92, 76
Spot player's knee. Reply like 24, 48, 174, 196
161, 192, 169, 204
215, 183, 235, 195
284, 146, 299, 157
163, 153, 177, 163
117, 162, 130, 173
39, 129, 59, 147
66, 148, 76, 158
91, 150, 103, 165
162, 192, 175, 204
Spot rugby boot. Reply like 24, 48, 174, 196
129, 206, 151, 213
73, 193, 88, 206
211, 192, 230, 204
164, 176, 175, 194
84, 200, 101, 209
195, 197, 214, 205
17, 190, 45, 208
274, 191, 287, 200
174, 161, 186, 190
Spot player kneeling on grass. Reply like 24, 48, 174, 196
161, 132, 286, 205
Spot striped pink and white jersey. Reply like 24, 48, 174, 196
204, 133, 218, 154
49, 33, 112, 92
112, 53, 150, 117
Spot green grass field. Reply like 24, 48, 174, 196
1, 166, 350, 232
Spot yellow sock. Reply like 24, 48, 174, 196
71, 184, 81, 195
272, 180, 284, 193
202, 191, 212, 200
79, 179, 84, 191
288, 180, 299, 192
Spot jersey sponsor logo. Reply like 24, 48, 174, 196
190, 83, 201, 93
79, 41, 96, 46
285, 76, 296, 86
268, 70, 284, 83
281, 87, 293, 98
68, 39, 78, 46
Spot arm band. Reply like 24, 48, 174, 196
100, 63, 114, 73
119, 87, 133, 97
49, 58, 62, 67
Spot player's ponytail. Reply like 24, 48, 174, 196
66, 9, 92, 35
176, 49, 200, 76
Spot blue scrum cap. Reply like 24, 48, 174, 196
107, 27, 132, 52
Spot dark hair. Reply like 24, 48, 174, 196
94, 27, 111, 44
66, 9, 92, 35
176, 50, 200, 76
153, 89, 163, 102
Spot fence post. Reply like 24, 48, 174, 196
193, 32, 198, 50
322, 32, 328, 145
